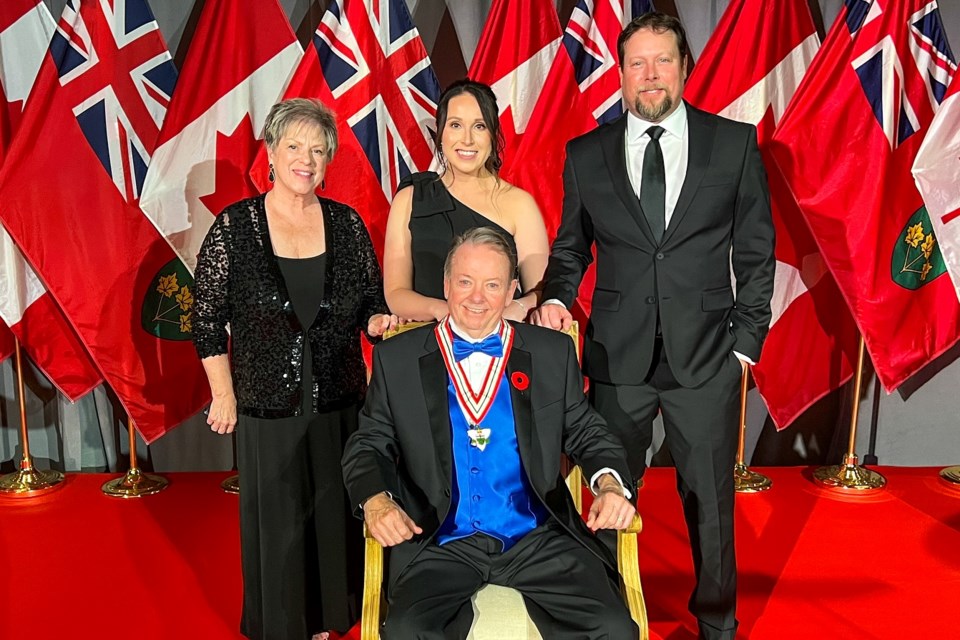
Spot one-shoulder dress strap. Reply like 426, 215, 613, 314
397, 171, 456, 218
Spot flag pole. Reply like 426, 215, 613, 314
101, 417, 168, 497
813, 336, 886, 491
0, 340, 65, 497
733, 364, 771, 493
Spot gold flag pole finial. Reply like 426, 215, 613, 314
813, 336, 886, 491
0, 340, 65, 497
733, 364, 771, 493
101, 417, 168, 497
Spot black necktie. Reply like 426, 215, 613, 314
640, 125, 666, 243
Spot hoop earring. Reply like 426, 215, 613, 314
320, 179, 326, 191
268, 163, 275, 182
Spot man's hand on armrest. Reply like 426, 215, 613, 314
362, 492, 423, 547
586, 473, 637, 532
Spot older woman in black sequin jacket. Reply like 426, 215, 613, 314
192, 98, 396, 640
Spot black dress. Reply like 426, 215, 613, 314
400, 171, 520, 298
237, 253, 362, 640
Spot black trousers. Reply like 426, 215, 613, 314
382, 521, 638, 640
591, 338, 741, 640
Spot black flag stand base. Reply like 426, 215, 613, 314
101, 418, 168, 498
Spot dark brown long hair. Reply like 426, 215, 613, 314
434, 79, 504, 176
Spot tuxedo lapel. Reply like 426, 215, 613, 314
419, 333, 452, 486
599, 115, 658, 246
663, 103, 716, 245
506, 332, 536, 484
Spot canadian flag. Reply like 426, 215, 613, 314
0, 0, 101, 400
140, 0, 301, 272
683, 0, 859, 428
467, 0, 562, 177
913, 72, 960, 311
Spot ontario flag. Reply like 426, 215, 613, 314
467, 0, 562, 178
913, 72, 960, 320
250, 0, 440, 254
0, 0, 102, 400
0, 0, 209, 442
770, 0, 959, 391
683, 0, 859, 428
140, 0, 301, 272
510, 0, 654, 320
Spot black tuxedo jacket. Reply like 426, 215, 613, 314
341, 322, 633, 586
542, 103, 776, 388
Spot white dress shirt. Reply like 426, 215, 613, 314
448, 319, 631, 499
625, 101, 689, 229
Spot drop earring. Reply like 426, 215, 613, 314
268, 163, 275, 182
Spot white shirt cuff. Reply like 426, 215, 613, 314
590, 468, 632, 500
733, 351, 754, 366
542, 299, 566, 308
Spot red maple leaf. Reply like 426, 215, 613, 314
199, 114, 261, 217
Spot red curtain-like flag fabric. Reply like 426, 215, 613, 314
770, 0, 959, 391
683, 0, 859, 428
0, 0, 101, 399
0, 0, 207, 442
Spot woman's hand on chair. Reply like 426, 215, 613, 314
368, 313, 400, 337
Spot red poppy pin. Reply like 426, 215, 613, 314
511, 371, 529, 391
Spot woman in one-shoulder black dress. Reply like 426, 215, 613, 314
383, 80, 549, 321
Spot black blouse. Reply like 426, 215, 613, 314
193, 195, 387, 418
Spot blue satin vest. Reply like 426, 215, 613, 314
437, 373, 548, 551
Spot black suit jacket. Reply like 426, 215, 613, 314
341, 322, 633, 586
542, 103, 776, 388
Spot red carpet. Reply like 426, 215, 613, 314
1, 467, 958, 639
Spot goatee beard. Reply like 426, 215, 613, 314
634, 95, 673, 122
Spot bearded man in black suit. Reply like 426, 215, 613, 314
534, 13, 776, 640
343, 227, 639, 639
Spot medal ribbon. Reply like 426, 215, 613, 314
436, 317, 514, 426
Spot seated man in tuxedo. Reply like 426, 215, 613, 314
342, 227, 639, 639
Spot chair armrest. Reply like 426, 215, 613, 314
617, 514, 648, 640
361, 524, 384, 640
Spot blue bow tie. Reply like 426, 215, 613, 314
452, 333, 503, 361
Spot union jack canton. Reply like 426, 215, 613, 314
50, 0, 176, 203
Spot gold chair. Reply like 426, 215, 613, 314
361, 321, 648, 640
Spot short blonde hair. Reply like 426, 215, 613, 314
263, 98, 338, 161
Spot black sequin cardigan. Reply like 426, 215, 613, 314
192, 194, 387, 418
